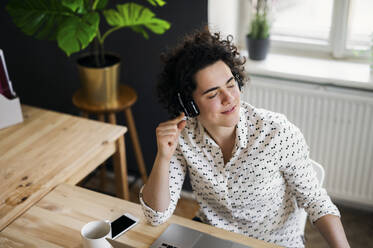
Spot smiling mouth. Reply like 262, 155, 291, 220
222, 105, 236, 114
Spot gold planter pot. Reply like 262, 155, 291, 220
77, 53, 121, 108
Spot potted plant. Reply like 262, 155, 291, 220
246, 0, 271, 60
6, 0, 171, 106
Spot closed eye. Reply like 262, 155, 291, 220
205, 76, 235, 99
226, 77, 235, 88
226, 83, 236, 90
208, 92, 218, 99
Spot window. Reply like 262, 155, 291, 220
347, 0, 373, 50
272, 0, 333, 45
253, 0, 373, 59
208, 0, 372, 88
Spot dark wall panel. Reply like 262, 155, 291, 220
1, 1, 208, 180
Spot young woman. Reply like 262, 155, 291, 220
140, 28, 350, 248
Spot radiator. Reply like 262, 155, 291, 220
242, 76, 373, 207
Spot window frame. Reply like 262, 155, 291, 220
248, 0, 370, 61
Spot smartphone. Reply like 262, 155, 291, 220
110, 213, 139, 239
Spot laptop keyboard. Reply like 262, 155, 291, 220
159, 242, 180, 248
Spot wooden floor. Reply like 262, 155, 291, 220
82, 171, 373, 248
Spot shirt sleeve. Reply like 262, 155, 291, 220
139, 145, 187, 226
278, 115, 340, 224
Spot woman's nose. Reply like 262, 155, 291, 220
221, 89, 234, 105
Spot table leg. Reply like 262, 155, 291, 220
98, 114, 107, 191
108, 113, 116, 124
113, 136, 129, 200
98, 115, 105, 122
109, 113, 129, 200
81, 112, 89, 118
123, 108, 148, 183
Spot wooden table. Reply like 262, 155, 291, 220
0, 105, 128, 231
0, 183, 281, 248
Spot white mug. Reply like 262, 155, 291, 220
81, 220, 112, 248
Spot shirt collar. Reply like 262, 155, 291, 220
198, 120, 218, 147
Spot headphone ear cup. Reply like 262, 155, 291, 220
187, 100, 200, 117
177, 92, 200, 117
177, 92, 189, 116
234, 73, 242, 91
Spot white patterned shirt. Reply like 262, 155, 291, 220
140, 101, 340, 248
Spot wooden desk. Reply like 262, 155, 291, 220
0, 184, 281, 248
0, 105, 128, 231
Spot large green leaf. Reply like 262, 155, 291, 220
130, 26, 149, 39
81, 0, 108, 11
103, 3, 170, 40
146, 0, 166, 7
57, 12, 99, 56
94, 0, 108, 10
62, 0, 84, 12
6, 0, 73, 40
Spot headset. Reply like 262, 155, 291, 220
177, 72, 243, 117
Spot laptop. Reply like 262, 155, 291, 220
150, 223, 252, 248
106, 238, 135, 248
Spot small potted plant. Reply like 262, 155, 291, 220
6, 0, 171, 106
246, 0, 272, 60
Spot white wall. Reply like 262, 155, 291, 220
208, 0, 240, 44
208, 0, 250, 49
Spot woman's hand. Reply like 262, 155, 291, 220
156, 113, 186, 161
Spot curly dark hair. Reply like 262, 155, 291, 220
156, 27, 246, 117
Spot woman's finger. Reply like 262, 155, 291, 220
167, 113, 185, 124
157, 130, 177, 137
156, 125, 178, 132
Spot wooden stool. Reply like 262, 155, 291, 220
72, 84, 148, 199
